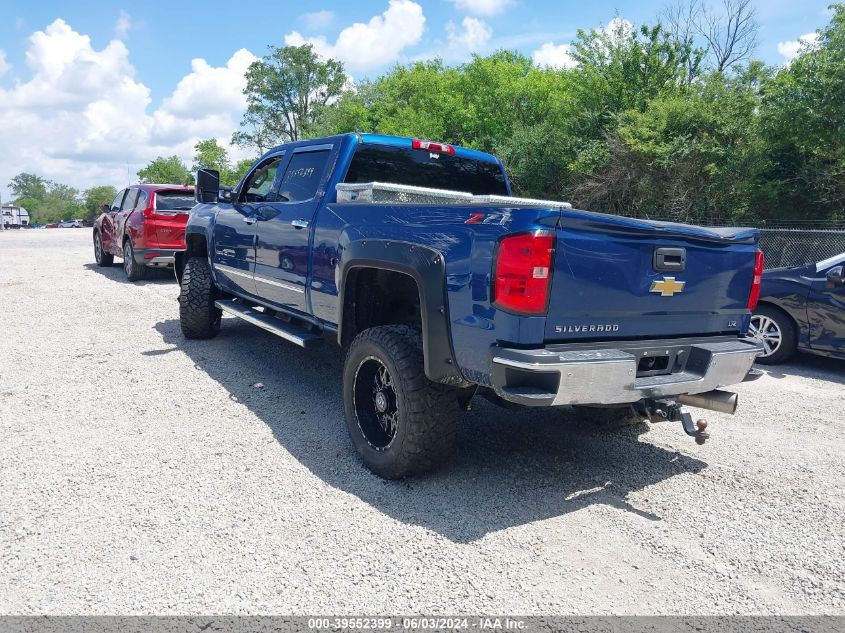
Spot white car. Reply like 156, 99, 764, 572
58, 219, 82, 228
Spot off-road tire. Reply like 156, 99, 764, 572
343, 325, 459, 479
751, 304, 797, 365
122, 238, 146, 281
93, 231, 113, 267
179, 256, 222, 339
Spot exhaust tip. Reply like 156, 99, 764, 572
678, 390, 738, 415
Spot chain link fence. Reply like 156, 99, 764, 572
617, 211, 845, 270
758, 228, 845, 269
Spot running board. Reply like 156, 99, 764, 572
214, 300, 323, 348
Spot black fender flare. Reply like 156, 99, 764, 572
338, 239, 464, 385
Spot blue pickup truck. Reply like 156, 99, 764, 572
179, 133, 763, 478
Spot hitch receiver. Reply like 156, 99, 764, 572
639, 399, 710, 445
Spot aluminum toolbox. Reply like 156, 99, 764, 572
335, 182, 571, 209
336, 182, 474, 204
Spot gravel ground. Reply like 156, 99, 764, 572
1, 229, 844, 615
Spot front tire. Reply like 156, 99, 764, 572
343, 325, 459, 479
179, 256, 221, 339
93, 231, 113, 267
750, 304, 797, 365
122, 239, 146, 281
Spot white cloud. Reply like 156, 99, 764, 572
0, 19, 257, 198
447, 17, 492, 51
114, 10, 132, 40
777, 32, 820, 64
284, 0, 426, 70
449, 0, 513, 16
532, 42, 577, 69
157, 49, 255, 119
300, 10, 334, 30
601, 17, 634, 44
0, 50, 10, 77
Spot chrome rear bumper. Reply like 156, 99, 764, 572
491, 337, 762, 407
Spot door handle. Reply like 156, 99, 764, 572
291, 219, 309, 229
243, 216, 257, 225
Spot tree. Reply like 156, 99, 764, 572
192, 138, 230, 174
83, 185, 118, 221
234, 44, 347, 151
660, 0, 706, 82
190, 138, 255, 186
758, 5, 845, 222
699, 0, 759, 72
229, 158, 256, 186
8, 173, 48, 201
137, 156, 191, 185
42, 184, 84, 223
573, 73, 764, 223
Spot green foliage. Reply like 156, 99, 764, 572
82, 185, 118, 221
8, 173, 48, 201
26, 5, 819, 228
137, 155, 191, 185
192, 139, 230, 175
41, 184, 84, 223
758, 4, 845, 223
8, 173, 79, 223
574, 73, 764, 222
235, 44, 346, 151
8, 175, 86, 224
308, 7, 844, 225
190, 138, 256, 187
229, 158, 256, 186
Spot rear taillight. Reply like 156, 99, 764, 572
412, 138, 455, 155
747, 249, 764, 310
493, 231, 555, 316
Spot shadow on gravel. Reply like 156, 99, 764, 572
154, 317, 707, 543
83, 262, 176, 285
755, 353, 844, 384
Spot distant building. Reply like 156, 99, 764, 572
1, 205, 30, 228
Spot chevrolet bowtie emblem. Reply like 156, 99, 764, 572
650, 276, 686, 297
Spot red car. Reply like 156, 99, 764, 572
93, 184, 195, 280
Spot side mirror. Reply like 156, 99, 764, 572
220, 187, 233, 203
196, 169, 220, 204
826, 265, 844, 288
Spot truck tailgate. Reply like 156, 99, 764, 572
546, 210, 759, 341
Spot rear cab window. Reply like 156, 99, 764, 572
343, 144, 509, 196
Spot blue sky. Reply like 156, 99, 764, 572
0, 0, 835, 198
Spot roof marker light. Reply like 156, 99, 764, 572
412, 139, 455, 155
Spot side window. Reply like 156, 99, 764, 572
241, 156, 284, 203
134, 190, 148, 211
110, 190, 127, 212
277, 150, 331, 202
120, 189, 139, 211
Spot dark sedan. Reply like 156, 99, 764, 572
750, 253, 845, 364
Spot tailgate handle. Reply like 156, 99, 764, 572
654, 247, 686, 272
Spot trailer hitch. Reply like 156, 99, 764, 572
638, 399, 710, 445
